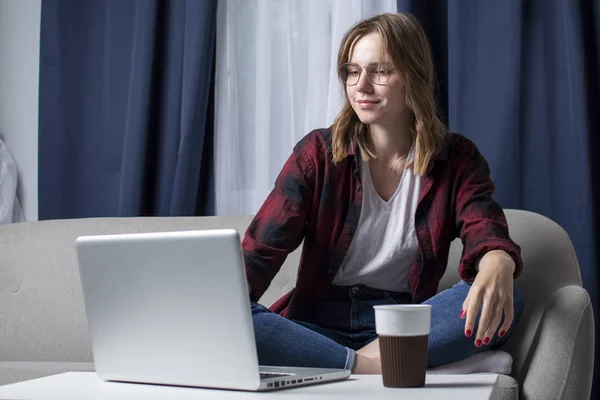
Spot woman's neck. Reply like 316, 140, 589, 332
369, 124, 413, 164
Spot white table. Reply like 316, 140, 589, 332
0, 372, 500, 400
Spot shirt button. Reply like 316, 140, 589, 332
326, 269, 333, 275
351, 287, 360, 294
344, 227, 353, 235
356, 185, 361, 192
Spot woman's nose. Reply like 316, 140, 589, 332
355, 70, 373, 93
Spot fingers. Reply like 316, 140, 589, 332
479, 301, 502, 346
461, 286, 515, 347
497, 299, 515, 338
472, 293, 495, 347
478, 288, 514, 345
461, 286, 481, 340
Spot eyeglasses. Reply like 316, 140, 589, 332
339, 62, 394, 86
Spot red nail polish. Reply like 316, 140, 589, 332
475, 339, 482, 347
459, 310, 465, 318
483, 337, 490, 345
465, 330, 472, 338
499, 330, 506, 337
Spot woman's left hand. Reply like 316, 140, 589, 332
460, 250, 515, 347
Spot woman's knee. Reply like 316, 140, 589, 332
251, 301, 271, 315
251, 302, 278, 333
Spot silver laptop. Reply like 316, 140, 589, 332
75, 229, 351, 391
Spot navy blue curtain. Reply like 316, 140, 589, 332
398, 0, 600, 396
39, 0, 217, 218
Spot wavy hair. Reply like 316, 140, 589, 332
331, 13, 448, 174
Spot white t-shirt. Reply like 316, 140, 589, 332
332, 144, 422, 293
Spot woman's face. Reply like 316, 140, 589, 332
345, 32, 408, 129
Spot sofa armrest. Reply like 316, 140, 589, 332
521, 285, 594, 400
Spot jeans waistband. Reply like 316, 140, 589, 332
325, 284, 413, 303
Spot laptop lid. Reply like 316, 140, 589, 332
75, 229, 264, 391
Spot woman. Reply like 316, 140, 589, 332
244, 12, 524, 374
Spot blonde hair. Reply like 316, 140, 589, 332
331, 13, 448, 175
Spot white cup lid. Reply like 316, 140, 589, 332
373, 304, 431, 336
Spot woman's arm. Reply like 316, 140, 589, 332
242, 136, 316, 302
452, 136, 523, 280
451, 135, 523, 346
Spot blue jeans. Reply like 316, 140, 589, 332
252, 281, 524, 370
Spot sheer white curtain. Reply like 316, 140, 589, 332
215, 0, 397, 216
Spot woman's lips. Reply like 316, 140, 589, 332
357, 100, 380, 109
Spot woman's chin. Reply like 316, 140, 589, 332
354, 112, 381, 125
358, 117, 381, 126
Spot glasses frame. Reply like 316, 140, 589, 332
339, 62, 395, 86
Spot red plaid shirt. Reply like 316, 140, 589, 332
242, 129, 523, 319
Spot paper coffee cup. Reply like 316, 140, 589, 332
374, 304, 431, 388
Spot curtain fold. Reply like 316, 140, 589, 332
39, 0, 217, 218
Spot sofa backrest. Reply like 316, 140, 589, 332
0, 216, 249, 362
0, 210, 584, 382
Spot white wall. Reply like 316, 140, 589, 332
0, 0, 41, 221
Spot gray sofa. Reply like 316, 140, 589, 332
0, 209, 594, 399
